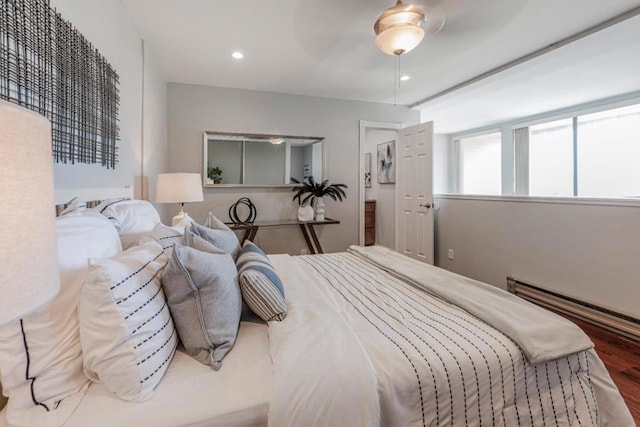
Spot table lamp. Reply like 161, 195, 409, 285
156, 173, 204, 225
0, 101, 60, 327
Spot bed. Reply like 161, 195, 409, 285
0, 200, 633, 427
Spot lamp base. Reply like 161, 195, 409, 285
172, 211, 186, 226
172, 204, 186, 226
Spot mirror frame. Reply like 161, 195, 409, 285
202, 131, 325, 188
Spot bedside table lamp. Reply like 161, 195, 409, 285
0, 101, 60, 327
156, 173, 204, 225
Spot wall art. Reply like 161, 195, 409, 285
377, 140, 395, 184
0, 0, 120, 168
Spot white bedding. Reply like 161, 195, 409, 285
63, 320, 271, 427
268, 250, 633, 427
2, 248, 631, 427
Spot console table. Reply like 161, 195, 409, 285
228, 218, 339, 254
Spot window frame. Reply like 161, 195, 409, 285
438, 94, 640, 206
514, 103, 640, 199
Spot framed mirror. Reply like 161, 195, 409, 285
203, 131, 324, 187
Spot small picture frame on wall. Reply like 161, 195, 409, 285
377, 140, 395, 184
364, 153, 372, 188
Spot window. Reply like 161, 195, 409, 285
519, 102, 640, 199
446, 100, 640, 200
577, 104, 640, 198
528, 119, 574, 197
457, 132, 502, 195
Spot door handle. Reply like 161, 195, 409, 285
419, 203, 432, 209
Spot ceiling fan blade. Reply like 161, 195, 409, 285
420, 4, 446, 35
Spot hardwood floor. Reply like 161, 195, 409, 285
564, 315, 640, 425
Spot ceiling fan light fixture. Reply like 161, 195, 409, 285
375, 24, 424, 56
374, 0, 425, 56
269, 137, 284, 145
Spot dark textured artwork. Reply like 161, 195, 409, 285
377, 140, 395, 184
0, 0, 120, 167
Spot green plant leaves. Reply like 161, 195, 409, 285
290, 177, 348, 206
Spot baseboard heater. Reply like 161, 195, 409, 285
507, 276, 640, 342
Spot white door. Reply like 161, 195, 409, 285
396, 122, 434, 264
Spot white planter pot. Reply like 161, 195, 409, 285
297, 204, 314, 222
314, 196, 325, 221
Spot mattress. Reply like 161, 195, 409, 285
64, 319, 271, 427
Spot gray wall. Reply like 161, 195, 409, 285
51, 0, 167, 214
167, 83, 419, 254
434, 196, 640, 318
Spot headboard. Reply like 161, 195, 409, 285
54, 186, 134, 216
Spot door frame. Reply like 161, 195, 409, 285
358, 120, 405, 246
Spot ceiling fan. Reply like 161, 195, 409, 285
373, 0, 446, 56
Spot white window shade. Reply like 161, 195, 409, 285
458, 132, 502, 195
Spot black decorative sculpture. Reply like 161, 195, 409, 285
228, 197, 257, 225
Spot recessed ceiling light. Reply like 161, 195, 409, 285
400, 75, 411, 81
231, 51, 244, 59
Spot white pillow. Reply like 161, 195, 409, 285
0, 212, 121, 427
94, 199, 161, 250
79, 239, 177, 402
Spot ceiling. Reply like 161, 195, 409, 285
122, 0, 640, 132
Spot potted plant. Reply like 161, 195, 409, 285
291, 177, 347, 221
207, 166, 223, 184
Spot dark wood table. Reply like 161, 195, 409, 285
227, 218, 339, 254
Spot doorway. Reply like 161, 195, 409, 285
358, 120, 435, 264
358, 120, 404, 247
364, 128, 399, 248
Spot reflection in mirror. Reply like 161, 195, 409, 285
203, 132, 324, 187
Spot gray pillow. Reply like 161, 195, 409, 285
162, 244, 241, 370
182, 228, 225, 254
189, 218, 240, 259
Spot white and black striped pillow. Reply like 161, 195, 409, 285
236, 241, 287, 321
79, 239, 177, 402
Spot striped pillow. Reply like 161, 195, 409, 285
79, 239, 177, 402
236, 241, 287, 321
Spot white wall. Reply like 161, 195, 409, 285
50, 0, 167, 213
364, 129, 398, 249
141, 43, 168, 218
435, 196, 640, 318
168, 83, 419, 254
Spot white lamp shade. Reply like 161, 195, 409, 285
155, 173, 204, 204
0, 101, 60, 327
375, 24, 425, 56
